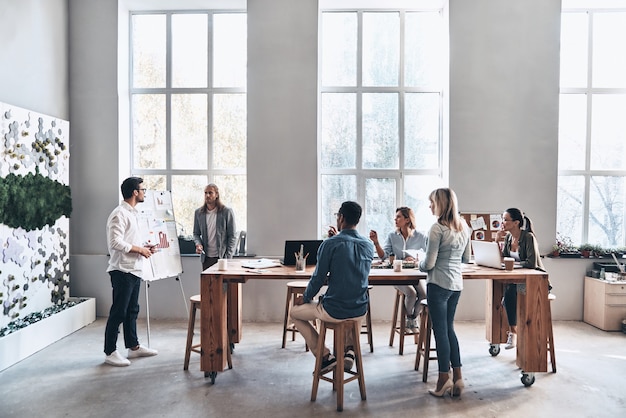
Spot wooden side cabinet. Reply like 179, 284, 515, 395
584, 276, 626, 331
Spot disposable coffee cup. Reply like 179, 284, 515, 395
503, 257, 515, 271
393, 259, 403, 272
217, 259, 228, 271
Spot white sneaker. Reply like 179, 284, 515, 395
105, 350, 131, 367
127, 344, 158, 359
505, 332, 517, 350
344, 349, 355, 371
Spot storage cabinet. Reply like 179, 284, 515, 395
584, 276, 626, 331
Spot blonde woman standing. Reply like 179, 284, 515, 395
419, 188, 471, 398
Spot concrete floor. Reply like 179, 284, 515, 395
1, 319, 625, 417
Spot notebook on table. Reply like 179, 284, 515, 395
282, 240, 323, 266
471, 240, 522, 270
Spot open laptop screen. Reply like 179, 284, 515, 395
283, 240, 323, 266
471, 240, 504, 269
471, 240, 523, 269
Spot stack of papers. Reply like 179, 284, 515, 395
241, 258, 281, 269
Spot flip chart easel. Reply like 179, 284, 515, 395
138, 190, 186, 345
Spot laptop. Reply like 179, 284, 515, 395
282, 240, 323, 266
471, 240, 522, 270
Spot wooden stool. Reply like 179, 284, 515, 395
389, 289, 419, 355
547, 293, 557, 373
414, 300, 436, 382
361, 285, 374, 353
184, 294, 232, 371
282, 281, 312, 351
311, 319, 366, 412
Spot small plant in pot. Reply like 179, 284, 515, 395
550, 244, 562, 257
578, 243, 597, 258
551, 233, 576, 257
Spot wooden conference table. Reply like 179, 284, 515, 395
200, 260, 552, 385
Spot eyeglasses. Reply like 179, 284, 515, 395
137, 188, 147, 193
334, 212, 342, 218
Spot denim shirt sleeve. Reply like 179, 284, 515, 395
419, 224, 443, 272
383, 233, 394, 259
303, 240, 331, 302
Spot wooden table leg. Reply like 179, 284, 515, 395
227, 282, 242, 344
200, 273, 229, 382
516, 275, 549, 373
485, 279, 508, 346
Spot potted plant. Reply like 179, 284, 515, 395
550, 233, 579, 257
578, 243, 597, 258
597, 246, 615, 258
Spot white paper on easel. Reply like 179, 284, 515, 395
138, 190, 183, 281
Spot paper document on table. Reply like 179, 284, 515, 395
402, 249, 419, 259
241, 258, 281, 269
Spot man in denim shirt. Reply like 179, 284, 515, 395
291, 201, 374, 373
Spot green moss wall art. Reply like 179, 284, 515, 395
1, 102, 71, 330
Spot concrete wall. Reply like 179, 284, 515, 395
2, 0, 587, 324
0, 0, 69, 119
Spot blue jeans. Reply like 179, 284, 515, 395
427, 283, 462, 373
503, 284, 517, 327
104, 271, 141, 355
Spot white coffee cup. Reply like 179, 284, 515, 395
393, 259, 403, 272
217, 259, 228, 271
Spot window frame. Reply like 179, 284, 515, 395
128, 9, 247, 235
318, 3, 448, 236
558, 4, 626, 247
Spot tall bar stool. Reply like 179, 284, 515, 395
311, 319, 366, 412
414, 300, 436, 382
282, 282, 374, 353
389, 289, 419, 355
361, 285, 374, 353
547, 293, 557, 373
282, 281, 312, 351
184, 294, 232, 371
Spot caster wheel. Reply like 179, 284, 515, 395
489, 344, 500, 356
521, 372, 535, 387
205, 371, 217, 384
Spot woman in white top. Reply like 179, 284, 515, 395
370, 207, 427, 332
494, 208, 545, 350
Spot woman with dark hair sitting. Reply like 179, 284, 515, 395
494, 208, 545, 350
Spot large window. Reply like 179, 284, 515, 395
558, 1, 626, 248
129, 11, 247, 237
319, 1, 447, 236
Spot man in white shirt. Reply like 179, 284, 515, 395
104, 177, 158, 367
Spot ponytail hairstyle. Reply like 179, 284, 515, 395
505, 207, 536, 235
430, 188, 464, 232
